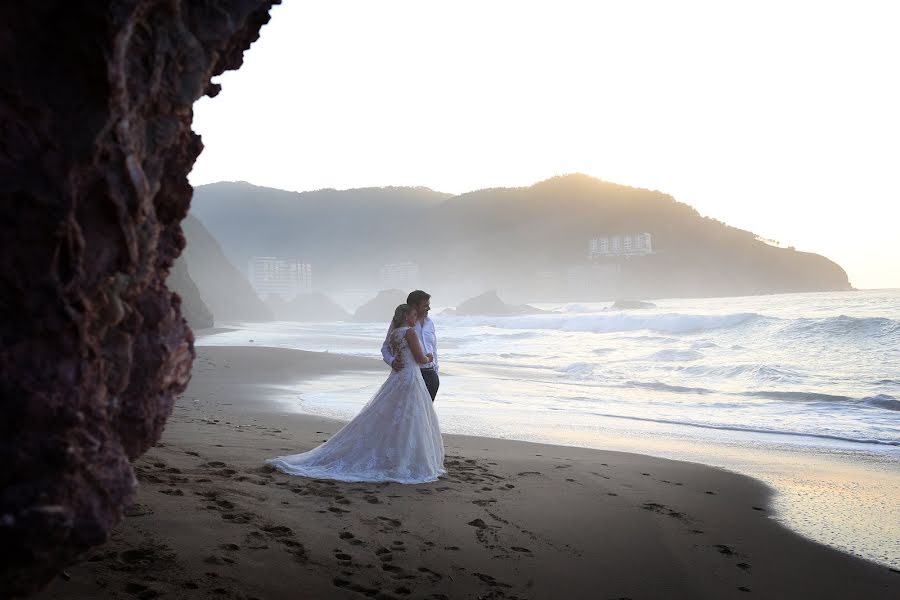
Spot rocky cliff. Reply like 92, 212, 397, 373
0, 1, 278, 595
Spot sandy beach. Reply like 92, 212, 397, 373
35, 346, 898, 600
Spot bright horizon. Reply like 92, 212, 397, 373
190, 0, 899, 289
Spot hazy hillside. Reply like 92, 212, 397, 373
180, 215, 272, 322
190, 176, 851, 302
167, 256, 214, 329
191, 182, 452, 289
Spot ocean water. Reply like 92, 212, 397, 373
198, 290, 900, 569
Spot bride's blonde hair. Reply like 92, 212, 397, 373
391, 303, 414, 329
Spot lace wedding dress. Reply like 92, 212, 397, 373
265, 326, 445, 483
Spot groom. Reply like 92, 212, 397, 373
381, 290, 439, 401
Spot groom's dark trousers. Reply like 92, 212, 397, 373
421, 368, 439, 402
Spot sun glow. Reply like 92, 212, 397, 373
191, 0, 900, 289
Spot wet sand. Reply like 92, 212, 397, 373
35, 346, 899, 600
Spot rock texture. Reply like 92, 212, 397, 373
0, 1, 278, 596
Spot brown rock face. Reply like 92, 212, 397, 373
0, 1, 278, 595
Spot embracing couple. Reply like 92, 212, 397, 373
266, 290, 445, 484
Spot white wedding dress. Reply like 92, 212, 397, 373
265, 326, 445, 483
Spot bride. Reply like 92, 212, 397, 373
265, 304, 445, 483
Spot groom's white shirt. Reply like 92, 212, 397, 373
381, 317, 438, 372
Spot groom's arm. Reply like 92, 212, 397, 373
380, 326, 394, 366
428, 320, 438, 373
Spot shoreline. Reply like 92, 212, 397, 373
35, 345, 898, 599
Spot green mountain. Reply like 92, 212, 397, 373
189, 175, 851, 301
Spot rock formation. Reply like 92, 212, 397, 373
443, 291, 548, 317
0, 1, 278, 596
353, 289, 408, 323
267, 292, 351, 322
168, 256, 215, 329
180, 215, 273, 323
609, 300, 657, 310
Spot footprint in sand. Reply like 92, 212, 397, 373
221, 513, 252, 524
124, 504, 154, 517
377, 516, 402, 527
510, 546, 532, 553
417, 566, 443, 581
261, 525, 293, 537
473, 572, 512, 588
332, 578, 384, 597
339, 532, 366, 546
714, 544, 736, 556
382, 563, 414, 579
124, 582, 159, 598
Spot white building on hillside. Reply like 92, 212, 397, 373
589, 233, 652, 259
248, 257, 312, 300
380, 261, 419, 290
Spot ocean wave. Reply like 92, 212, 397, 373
740, 390, 853, 403
623, 382, 900, 413
680, 364, 802, 383
626, 380, 715, 395
490, 331, 539, 339
558, 362, 594, 379
576, 411, 900, 447
446, 312, 762, 335
863, 394, 900, 411
782, 315, 900, 338
646, 349, 704, 362
691, 341, 720, 349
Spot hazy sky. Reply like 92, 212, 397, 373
191, 0, 899, 289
